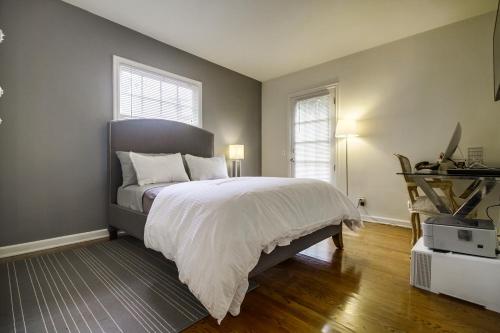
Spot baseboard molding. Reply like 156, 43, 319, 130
361, 214, 411, 229
0, 229, 109, 259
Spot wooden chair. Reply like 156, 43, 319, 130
394, 154, 459, 245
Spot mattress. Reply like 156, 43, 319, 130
117, 182, 179, 213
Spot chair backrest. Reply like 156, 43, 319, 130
394, 154, 413, 182
394, 154, 419, 204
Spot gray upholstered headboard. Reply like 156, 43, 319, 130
108, 119, 214, 204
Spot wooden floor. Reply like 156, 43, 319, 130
186, 223, 500, 333
4, 223, 500, 332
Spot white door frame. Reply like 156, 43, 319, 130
288, 83, 338, 183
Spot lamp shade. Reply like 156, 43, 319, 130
335, 119, 358, 138
229, 144, 245, 160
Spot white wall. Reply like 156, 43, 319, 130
262, 13, 500, 225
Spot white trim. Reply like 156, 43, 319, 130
361, 215, 411, 228
112, 55, 203, 127
0, 229, 109, 259
288, 83, 338, 99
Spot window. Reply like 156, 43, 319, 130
291, 89, 335, 182
113, 56, 202, 126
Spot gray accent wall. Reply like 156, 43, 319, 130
0, 0, 262, 246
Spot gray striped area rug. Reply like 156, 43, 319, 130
0, 237, 217, 333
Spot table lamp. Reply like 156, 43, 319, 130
229, 144, 244, 177
335, 119, 358, 196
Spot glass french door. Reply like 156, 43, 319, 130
291, 90, 335, 182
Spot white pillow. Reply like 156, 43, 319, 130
129, 152, 190, 185
116, 151, 168, 187
185, 154, 229, 180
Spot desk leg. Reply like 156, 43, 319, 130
454, 178, 496, 218
412, 177, 452, 214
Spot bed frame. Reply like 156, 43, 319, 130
108, 118, 343, 277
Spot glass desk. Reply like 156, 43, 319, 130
397, 170, 500, 218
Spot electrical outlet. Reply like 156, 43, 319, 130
357, 197, 366, 207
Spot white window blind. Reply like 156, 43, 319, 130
292, 93, 332, 182
114, 57, 202, 126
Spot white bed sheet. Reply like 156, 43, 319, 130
117, 182, 177, 212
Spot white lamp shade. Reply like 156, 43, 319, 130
335, 119, 358, 138
229, 144, 245, 160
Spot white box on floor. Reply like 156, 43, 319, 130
411, 238, 500, 313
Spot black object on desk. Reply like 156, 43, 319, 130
446, 168, 500, 176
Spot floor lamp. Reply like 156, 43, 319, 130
335, 119, 358, 196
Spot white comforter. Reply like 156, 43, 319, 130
144, 177, 361, 323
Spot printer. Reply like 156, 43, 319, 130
423, 215, 499, 258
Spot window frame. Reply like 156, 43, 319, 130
288, 83, 338, 183
112, 55, 203, 127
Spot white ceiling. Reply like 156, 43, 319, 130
63, 0, 497, 81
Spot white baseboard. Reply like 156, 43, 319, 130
361, 214, 411, 228
0, 229, 109, 259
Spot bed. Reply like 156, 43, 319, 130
108, 118, 361, 322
